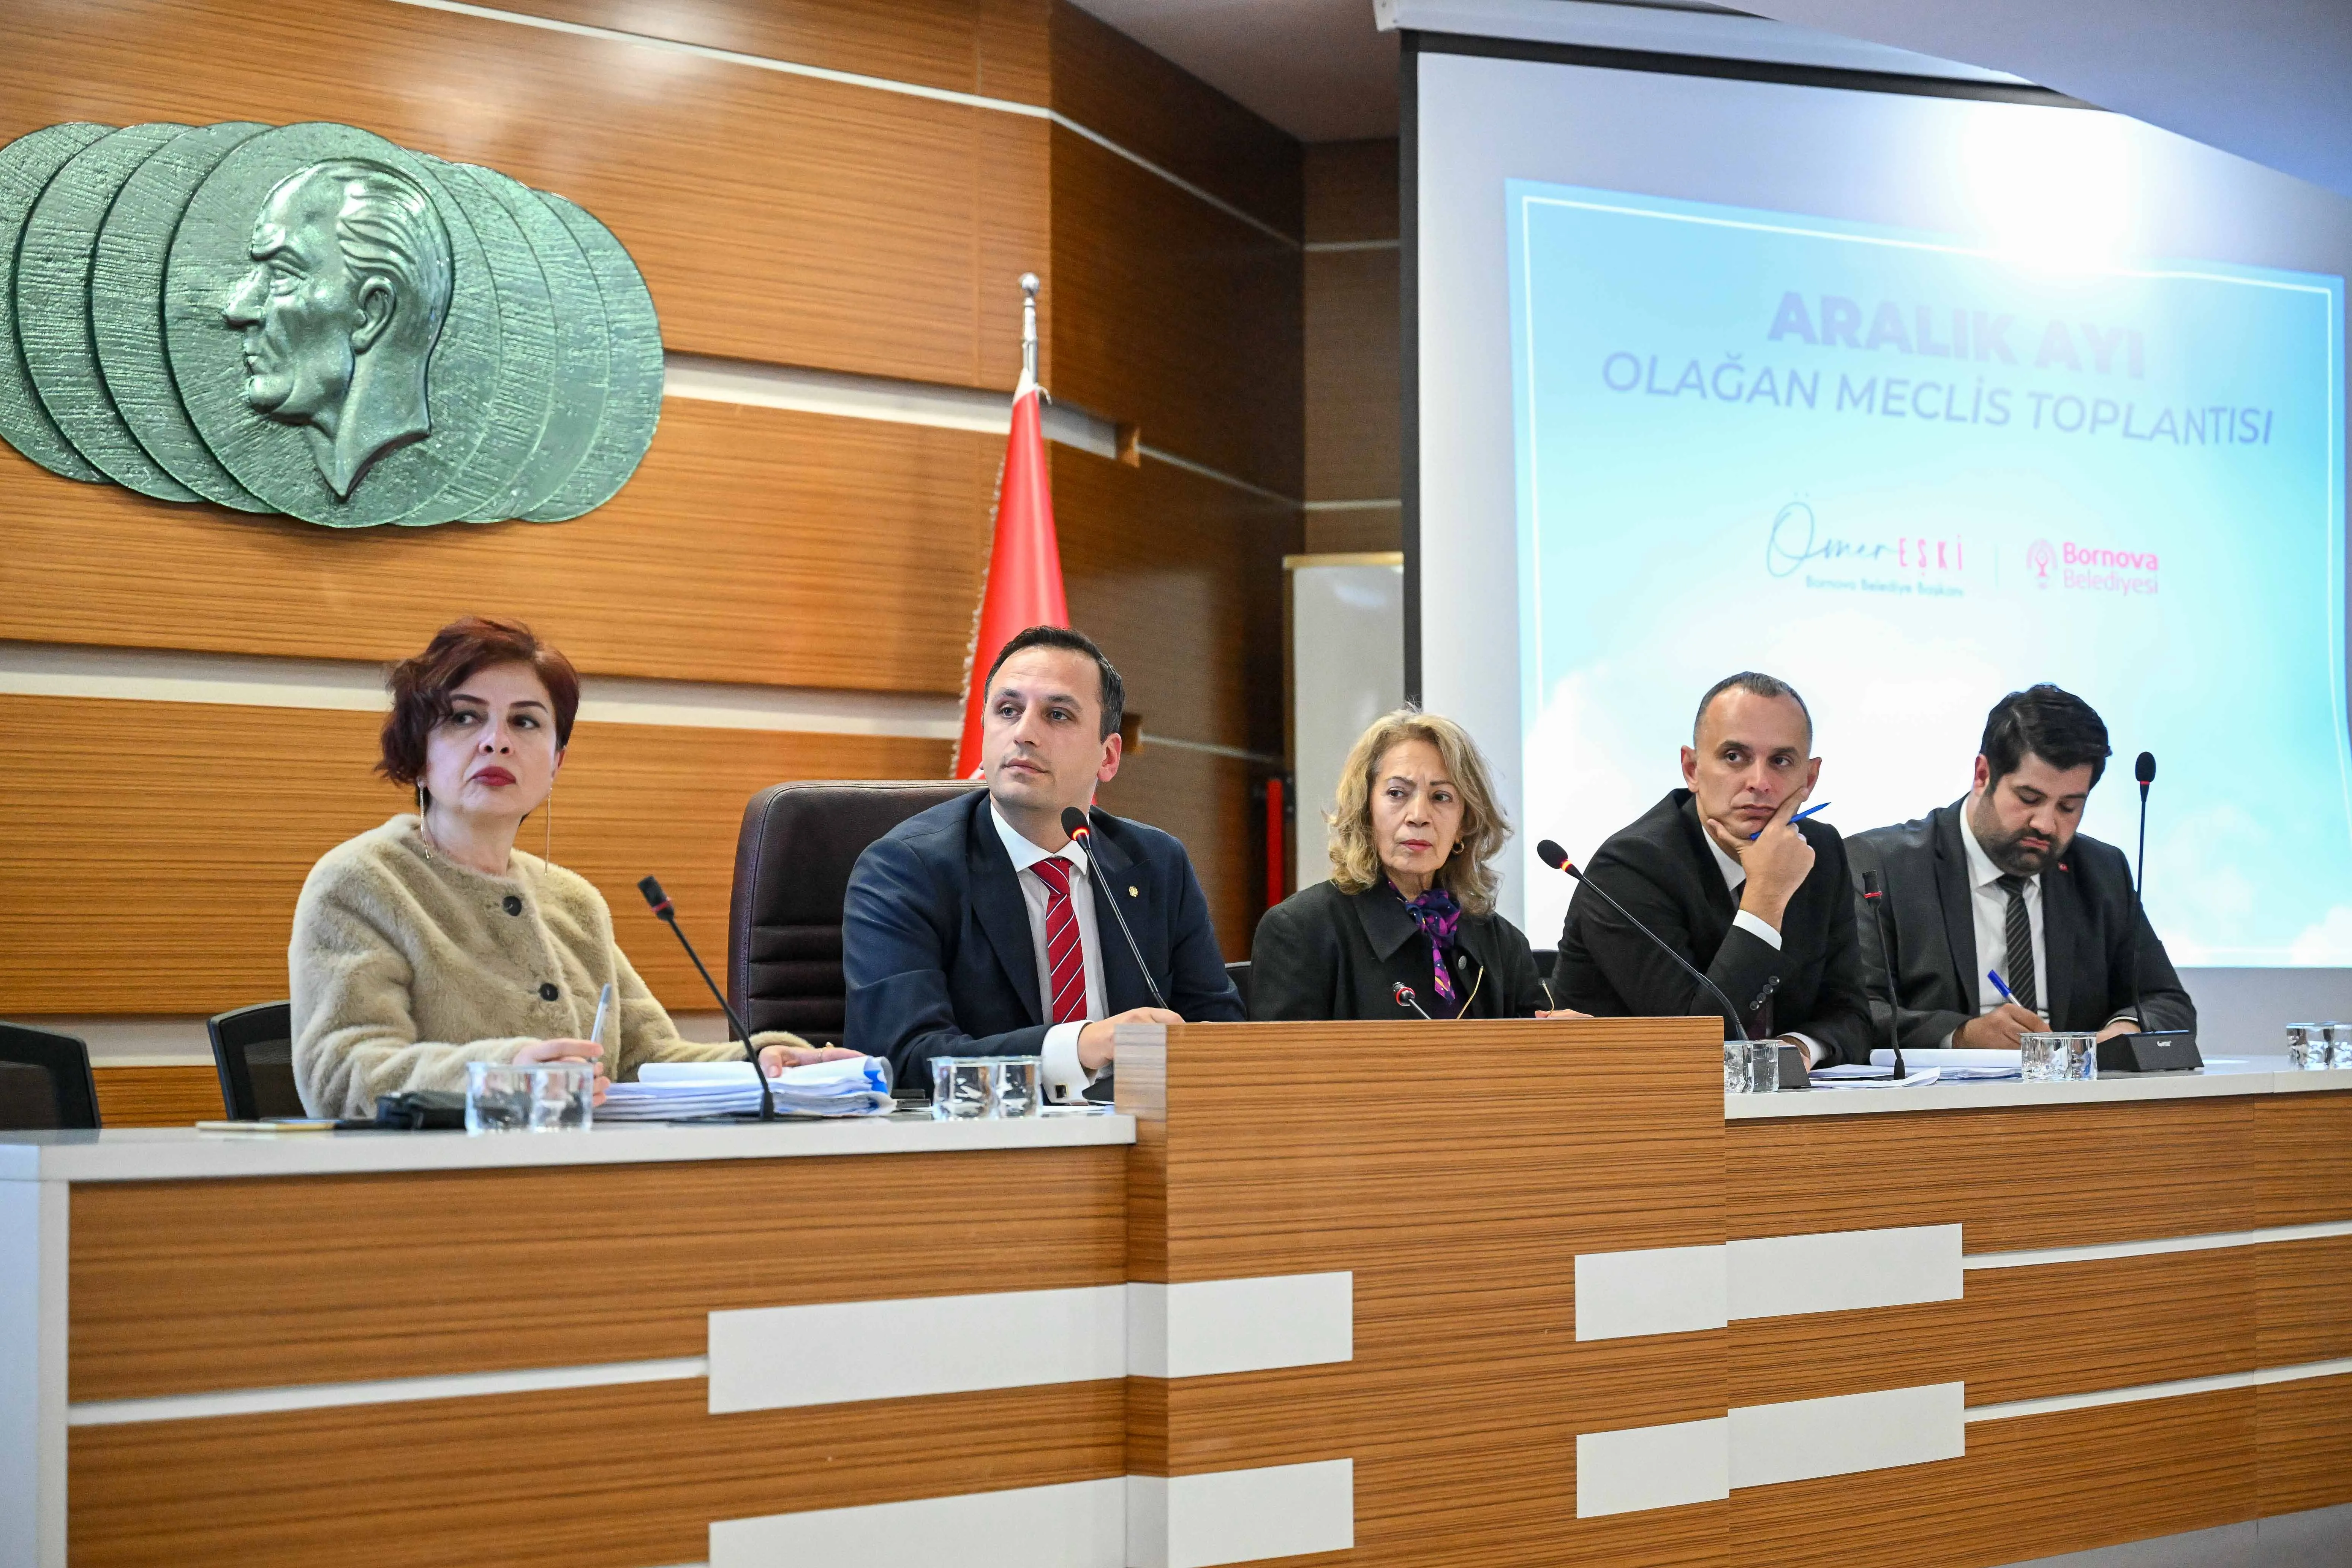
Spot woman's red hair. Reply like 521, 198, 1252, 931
378, 616, 580, 788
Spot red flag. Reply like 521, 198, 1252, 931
953, 283, 1067, 779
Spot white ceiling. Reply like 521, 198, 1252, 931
1068, 0, 2352, 201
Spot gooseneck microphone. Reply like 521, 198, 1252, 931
1060, 807, 1170, 1010
1393, 981, 1434, 1020
1859, 870, 1907, 1081
639, 875, 773, 1121
1535, 839, 1749, 1043
2129, 751, 2155, 1032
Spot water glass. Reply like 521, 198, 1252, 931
465, 1060, 593, 1133
2056, 1032, 2099, 1081
2019, 1033, 2069, 1082
1746, 1040, 1781, 1093
2329, 1023, 2352, 1069
994, 1057, 1042, 1118
932, 1057, 999, 1118
1723, 1039, 1749, 1094
2285, 1024, 2335, 1071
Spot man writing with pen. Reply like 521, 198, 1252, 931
1553, 672, 1875, 1065
1846, 685, 2194, 1053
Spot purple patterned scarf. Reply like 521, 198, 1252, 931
1394, 882, 1464, 1005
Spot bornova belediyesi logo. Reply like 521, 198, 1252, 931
2033, 537, 2160, 595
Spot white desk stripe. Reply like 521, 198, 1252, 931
66, 1356, 707, 1427
1729, 1383, 1965, 1487
1967, 1355, 2352, 1423
1574, 1245, 1727, 1340
1575, 1417, 1730, 1517
1729, 1225, 1962, 1319
1964, 1218, 2352, 1270
1129, 1460, 1355, 1568
1127, 1274, 1351, 1378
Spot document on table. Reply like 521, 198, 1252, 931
1810, 1065, 1943, 1089
598, 1058, 895, 1120
1868, 1047, 2022, 1080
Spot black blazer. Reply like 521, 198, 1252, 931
1846, 799, 2194, 1052
1248, 877, 1549, 1022
1553, 789, 1874, 1064
841, 792, 1244, 1092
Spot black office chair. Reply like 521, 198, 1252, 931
728, 779, 986, 1046
1225, 959, 1252, 1013
0, 1021, 101, 1130
208, 1001, 304, 1120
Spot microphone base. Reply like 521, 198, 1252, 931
2096, 1029, 2203, 1074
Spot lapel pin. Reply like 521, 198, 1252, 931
1128, 885, 1140, 897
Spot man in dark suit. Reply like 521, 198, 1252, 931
843, 625, 1242, 1101
1847, 685, 2192, 1053
1554, 672, 1873, 1065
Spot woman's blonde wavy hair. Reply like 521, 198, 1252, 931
1325, 708, 1511, 915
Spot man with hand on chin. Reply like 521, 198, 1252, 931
1848, 685, 2193, 1053
843, 626, 1242, 1102
1554, 672, 1873, 1066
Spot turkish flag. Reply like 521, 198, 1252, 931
952, 377, 1067, 779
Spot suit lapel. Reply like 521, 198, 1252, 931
1085, 828, 1156, 1012
964, 800, 1044, 1026
1675, 797, 1738, 948
1932, 805, 1978, 1003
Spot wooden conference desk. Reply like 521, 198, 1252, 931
3, 1019, 2349, 1568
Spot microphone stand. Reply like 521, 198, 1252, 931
1860, 870, 1907, 1081
639, 876, 774, 1121
1537, 846, 1748, 1044
1061, 806, 1170, 1010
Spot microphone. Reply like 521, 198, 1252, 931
1860, 870, 1907, 1081
638, 876, 772, 1121
1061, 806, 1169, 1010
1393, 981, 1434, 1020
1535, 839, 1748, 1043
2131, 751, 2154, 1032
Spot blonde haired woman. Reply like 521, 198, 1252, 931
1249, 709, 1579, 1021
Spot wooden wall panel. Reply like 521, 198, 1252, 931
1729, 1099, 2259, 1251
1305, 138, 1399, 245
2257, 1233, 2352, 1367
1096, 746, 1260, 961
91, 1065, 223, 1128
0, 0, 1048, 389
1050, 123, 1304, 496
1732, 1391, 2256, 1567
2258, 1091, 2352, 1225
72, 1377, 1124, 1568
1732, 1249, 2254, 1411
1, 400, 996, 690
2258, 1372, 2352, 1517
1048, 0, 1301, 239
0, 694, 947, 1016
1305, 247, 1402, 502
72, 1144, 1123, 1399
509, 0, 1051, 104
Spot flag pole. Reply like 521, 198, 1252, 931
1019, 270, 1039, 393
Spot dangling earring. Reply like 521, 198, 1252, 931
542, 785, 554, 868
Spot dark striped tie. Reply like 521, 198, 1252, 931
1029, 857, 1089, 1024
1996, 873, 2038, 1013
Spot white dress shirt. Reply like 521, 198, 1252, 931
1701, 828, 1828, 1066
1957, 808, 2048, 1020
991, 805, 1106, 1103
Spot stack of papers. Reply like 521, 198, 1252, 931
598, 1057, 895, 1121
1868, 1047, 2022, 1081
1810, 1065, 1943, 1089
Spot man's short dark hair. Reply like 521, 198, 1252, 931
1980, 684, 2110, 788
983, 625, 1125, 741
1693, 671, 1812, 748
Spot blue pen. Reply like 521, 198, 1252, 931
1987, 969, 2015, 1002
1749, 801, 1831, 841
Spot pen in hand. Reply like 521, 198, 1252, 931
1987, 969, 2014, 1003
1749, 801, 1831, 841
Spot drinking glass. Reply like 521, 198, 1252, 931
995, 1057, 1042, 1117
1746, 1040, 1781, 1093
2056, 1032, 2099, 1081
1723, 1039, 1749, 1094
2285, 1024, 2334, 1071
465, 1060, 593, 1133
932, 1057, 998, 1118
2019, 1034, 2069, 1082
2328, 1023, 2352, 1069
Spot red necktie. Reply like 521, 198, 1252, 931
1028, 857, 1089, 1024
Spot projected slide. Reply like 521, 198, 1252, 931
1508, 180, 2349, 965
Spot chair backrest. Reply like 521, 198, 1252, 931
208, 1001, 303, 1121
0, 1021, 100, 1130
729, 779, 986, 1046
1225, 960, 1252, 1013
